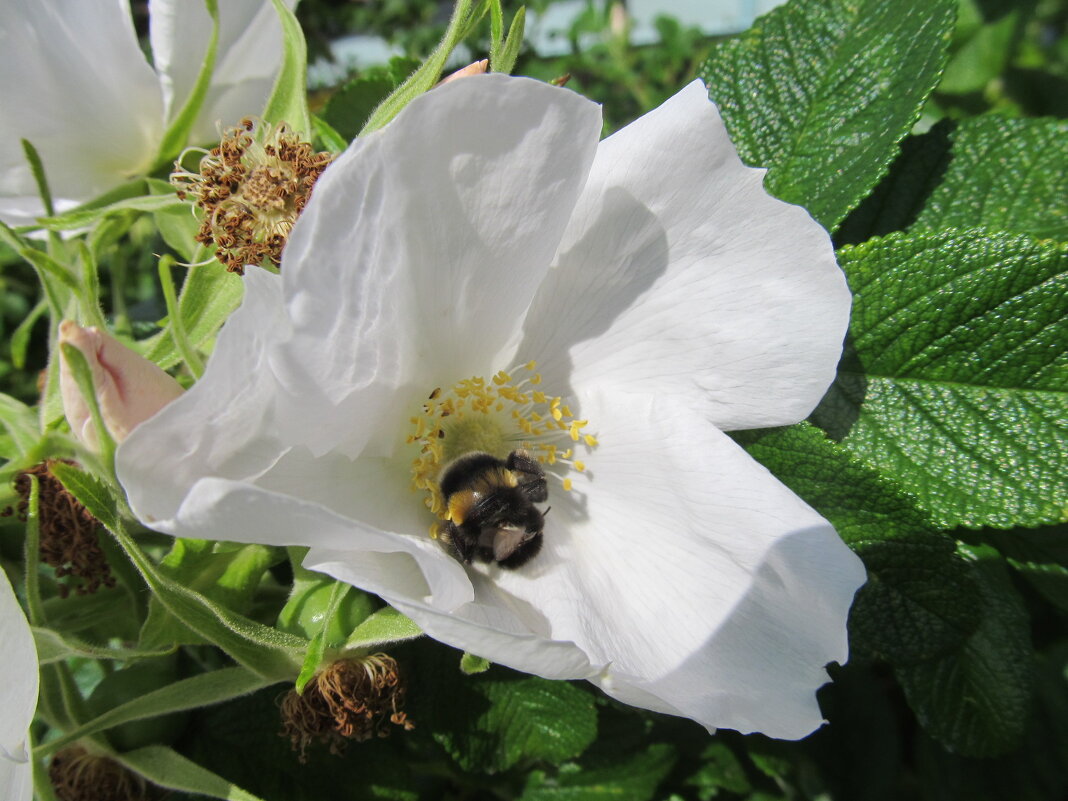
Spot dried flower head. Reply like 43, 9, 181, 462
279, 654, 413, 760
49, 746, 152, 801
4, 462, 112, 598
172, 118, 333, 274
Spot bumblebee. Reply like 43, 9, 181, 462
436, 449, 548, 569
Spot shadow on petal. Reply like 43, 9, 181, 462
596, 523, 865, 740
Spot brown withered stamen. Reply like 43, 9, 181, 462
9, 461, 113, 598
280, 654, 414, 760
49, 746, 154, 801
172, 118, 334, 274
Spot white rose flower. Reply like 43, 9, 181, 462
1, 569, 38, 801
118, 74, 867, 739
0, 0, 296, 226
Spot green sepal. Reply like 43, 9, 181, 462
21, 138, 55, 217
342, 605, 423, 651
155, 0, 220, 164
496, 7, 525, 75
310, 114, 347, 154
460, 652, 491, 674
141, 258, 244, 371
698, 0, 956, 230
294, 579, 350, 693
116, 745, 268, 801
158, 255, 205, 378
359, 0, 486, 135
262, 0, 312, 138
54, 347, 118, 480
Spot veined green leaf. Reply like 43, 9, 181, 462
912, 116, 1068, 241
896, 546, 1033, 757
818, 228, 1068, 529
36, 667, 272, 759
263, 0, 311, 138
699, 0, 956, 230
116, 746, 267, 801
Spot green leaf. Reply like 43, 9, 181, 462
896, 546, 1034, 757
912, 642, 1068, 801
938, 4, 1018, 95
150, 178, 202, 263
262, 0, 311, 138
698, 0, 956, 230
37, 193, 183, 232
519, 743, 676, 801
411, 647, 597, 774
155, 0, 219, 162
736, 424, 980, 664
139, 538, 283, 651
31, 626, 174, 665
912, 116, 1068, 240
108, 522, 305, 680
116, 745, 267, 801
834, 120, 954, 246
816, 228, 1068, 529
38, 666, 272, 758
322, 74, 396, 142
975, 525, 1068, 613
0, 392, 40, 455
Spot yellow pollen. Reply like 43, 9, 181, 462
407, 362, 598, 517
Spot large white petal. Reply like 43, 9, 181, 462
1, 570, 37, 801
518, 80, 849, 432
149, 0, 295, 141
0, 0, 163, 225
118, 270, 287, 528
270, 75, 603, 458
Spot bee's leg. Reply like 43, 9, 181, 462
437, 520, 476, 564
507, 449, 548, 503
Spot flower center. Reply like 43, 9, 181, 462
407, 361, 597, 522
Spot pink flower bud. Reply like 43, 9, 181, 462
437, 59, 489, 87
58, 321, 184, 449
